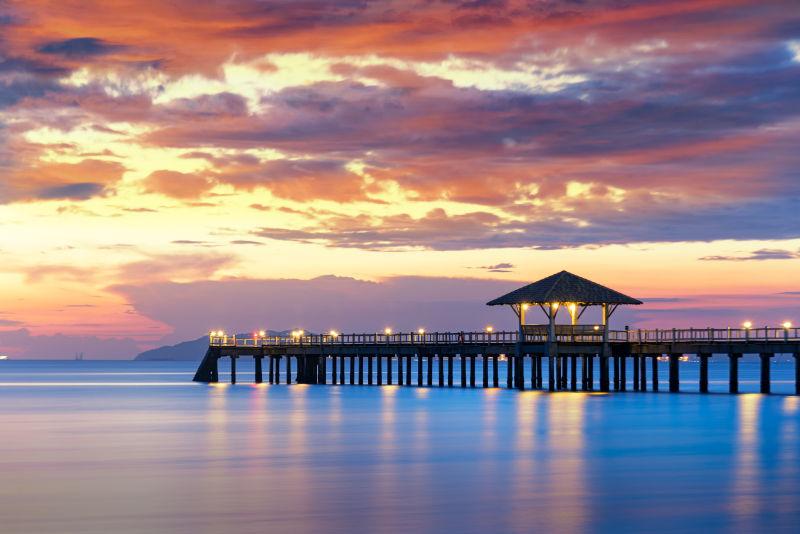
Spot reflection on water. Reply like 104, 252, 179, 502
0, 361, 799, 534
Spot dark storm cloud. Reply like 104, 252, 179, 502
36, 182, 107, 200
37, 37, 124, 58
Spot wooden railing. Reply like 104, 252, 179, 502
209, 326, 800, 347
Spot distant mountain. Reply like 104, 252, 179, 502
135, 330, 294, 361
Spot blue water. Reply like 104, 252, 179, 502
0, 360, 798, 533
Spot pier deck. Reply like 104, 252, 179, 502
193, 327, 800, 395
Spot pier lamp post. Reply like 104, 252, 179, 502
742, 321, 752, 342
784, 322, 792, 341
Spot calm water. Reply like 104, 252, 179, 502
1, 360, 799, 533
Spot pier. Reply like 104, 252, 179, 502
193, 271, 800, 395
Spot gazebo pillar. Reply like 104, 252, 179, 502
547, 304, 557, 391
515, 304, 526, 390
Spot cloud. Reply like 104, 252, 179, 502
37, 37, 124, 58
476, 262, 515, 273
0, 328, 141, 359
0, 158, 125, 204
700, 249, 800, 261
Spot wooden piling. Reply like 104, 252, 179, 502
613, 356, 620, 391
620, 355, 627, 392
332, 356, 338, 384
398, 354, 404, 385
358, 355, 364, 385
795, 353, 800, 396
275, 356, 281, 384
406, 355, 412, 385
531, 355, 537, 390
581, 355, 587, 390
508, 356, 514, 389
461, 355, 467, 388
230, 356, 237, 384
632, 355, 639, 391
268, 356, 275, 384
651, 355, 659, 391
668, 354, 680, 392
368, 356, 373, 385
639, 355, 646, 391
729, 353, 740, 393
387, 355, 393, 385
418, 354, 423, 386
448, 355, 454, 387
340, 356, 346, 385
760, 353, 773, 394
600, 356, 609, 392
699, 353, 710, 393
427, 354, 433, 386
570, 355, 577, 391
377, 354, 383, 385
483, 355, 489, 388
287, 356, 292, 384
587, 355, 593, 390
493, 355, 499, 387
470, 356, 476, 387
254, 356, 263, 384
438, 355, 444, 387
515, 355, 525, 391
549, 356, 556, 391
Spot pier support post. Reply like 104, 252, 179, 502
427, 354, 433, 386
470, 356, 476, 387
483, 355, 489, 388
620, 355, 627, 392
652, 355, 659, 391
255, 356, 263, 384
639, 355, 646, 391
377, 354, 383, 385
516, 354, 525, 391
699, 353, 710, 393
340, 356, 345, 385
493, 356, 499, 387
318, 355, 325, 384
668, 354, 680, 392
537, 356, 543, 389
613, 356, 620, 391
418, 354, 423, 386
269, 357, 275, 384
438, 355, 444, 387
397, 354, 405, 386
632, 355, 639, 391
548, 356, 555, 391
368, 356, 373, 385
508, 356, 514, 389
760, 353, 773, 394
406, 356, 412, 385
332, 356, 338, 384
600, 356, 609, 392
275, 356, 281, 384
448, 355, 454, 387
531, 355, 537, 390
387, 355, 393, 385
795, 353, 800, 396
570, 355, 577, 391
555, 357, 562, 390
581, 355, 587, 390
587, 355, 593, 390
230, 356, 237, 384
287, 355, 292, 384
461, 355, 467, 387
359, 355, 364, 385
729, 353, 740, 393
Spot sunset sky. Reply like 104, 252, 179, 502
1, 0, 799, 358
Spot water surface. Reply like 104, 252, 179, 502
1, 361, 798, 533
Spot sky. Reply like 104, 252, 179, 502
0, 0, 799, 358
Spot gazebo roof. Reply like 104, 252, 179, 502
486, 270, 642, 306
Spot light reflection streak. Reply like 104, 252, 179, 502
547, 392, 587, 533
0, 382, 192, 386
732, 394, 761, 526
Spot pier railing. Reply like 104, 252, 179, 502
209, 326, 799, 347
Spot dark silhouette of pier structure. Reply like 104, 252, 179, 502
193, 271, 800, 395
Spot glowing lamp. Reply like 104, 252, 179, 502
522, 303, 530, 310
384, 327, 393, 335
329, 330, 339, 337
259, 330, 266, 337
551, 302, 560, 310
485, 325, 494, 333
783, 321, 792, 329
742, 321, 753, 329
593, 325, 600, 331
418, 328, 425, 335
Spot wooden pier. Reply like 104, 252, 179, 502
193, 271, 800, 395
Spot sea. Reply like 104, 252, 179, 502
1, 359, 798, 533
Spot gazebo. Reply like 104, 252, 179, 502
486, 270, 642, 345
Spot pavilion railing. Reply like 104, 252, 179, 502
209, 326, 799, 347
